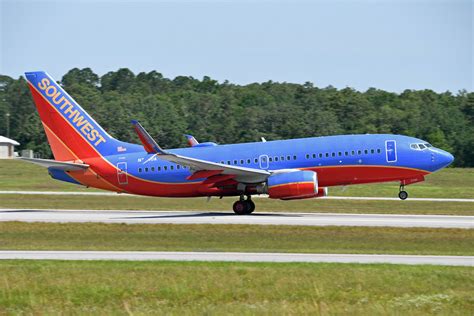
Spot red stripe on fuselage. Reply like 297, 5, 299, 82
307, 165, 429, 187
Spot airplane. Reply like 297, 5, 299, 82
21, 71, 454, 215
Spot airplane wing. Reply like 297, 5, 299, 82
132, 121, 270, 183
158, 152, 270, 183
18, 157, 89, 171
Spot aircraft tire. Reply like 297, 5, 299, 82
398, 190, 408, 200
233, 201, 248, 215
245, 200, 255, 214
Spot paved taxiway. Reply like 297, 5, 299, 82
1, 190, 473, 202
0, 251, 472, 266
1, 209, 472, 228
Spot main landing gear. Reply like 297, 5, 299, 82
398, 184, 408, 200
233, 195, 255, 215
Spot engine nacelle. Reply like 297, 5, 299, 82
267, 170, 320, 200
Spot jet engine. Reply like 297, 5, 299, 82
266, 170, 327, 200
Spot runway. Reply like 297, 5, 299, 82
0, 250, 472, 266
1, 209, 473, 228
1, 190, 473, 202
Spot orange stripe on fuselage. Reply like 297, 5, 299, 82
41, 123, 123, 192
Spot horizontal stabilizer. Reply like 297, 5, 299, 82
18, 157, 89, 171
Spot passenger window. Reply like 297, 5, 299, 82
351, 150, 355, 155
281, 156, 285, 161
254, 158, 258, 163
151, 167, 155, 172
227, 161, 231, 165
319, 153, 323, 158
287, 155, 291, 160
332, 153, 336, 157
138, 168, 142, 173
171, 166, 174, 170
269, 157, 273, 162
158, 167, 161, 171
247, 159, 251, 164
325, 153, 329, 157
358, 150, 362, 155
275, 157, 279, 162
293, 155, 297, 160
306, 154, 310, 159
345, 152, 348, 156
145, 167, 149, 172
240, 159, 244, 164
233, 160, 237, 165
338, 152, 342, 156
371, 149, 375, 154
364, 150, 368, 154
377, 149, 381, 153
164, 166, 167, 171
312, 154, 316, 158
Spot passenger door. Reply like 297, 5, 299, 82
385, 140, 397, 163
116, 162, 128, 185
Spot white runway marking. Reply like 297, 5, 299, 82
0, 209, 473, 228
0, 251, 472, 266
0, 190, 473, 202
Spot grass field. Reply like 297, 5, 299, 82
1, 193, 473, 215
1, 159, 473, 198
1, 222, 473, 255
0, 260, 472, 315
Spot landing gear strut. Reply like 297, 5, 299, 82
232, 195, 255, 215
398, 184, 408, 200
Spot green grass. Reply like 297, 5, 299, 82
1, 222, 473, 255
1, 159, 473, 198
333, 168, 474, 199
0, 260, 472, 315
0, 159, 98, 192
1, 194, 473, 215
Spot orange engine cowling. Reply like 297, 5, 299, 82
267, 170, 326, 200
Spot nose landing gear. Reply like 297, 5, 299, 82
232, 195, 255, 215
398, 184, 408, 200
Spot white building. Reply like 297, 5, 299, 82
0, 136, 20, 159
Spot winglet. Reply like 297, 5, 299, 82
184, 134, 199, 147
131, 120, 166, 154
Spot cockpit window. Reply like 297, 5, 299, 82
425, 143, 433, 148
418, 144, 426, 149
410, 144, 419, 150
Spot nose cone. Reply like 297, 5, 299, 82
435, 150, 454, 170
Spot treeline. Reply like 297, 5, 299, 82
0, 68, 473, 166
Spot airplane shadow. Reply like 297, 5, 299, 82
0, 209, 47, 213
114, 212, 301, 220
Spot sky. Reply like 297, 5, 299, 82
0, 0, 472, 93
